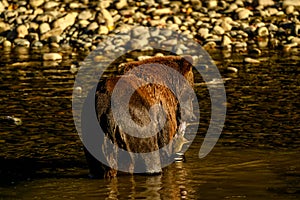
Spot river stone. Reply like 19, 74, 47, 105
244, 57, 260, 63
98, 25, 109, 35
291, 37, 300, 45
221, 18, 233, 31
198, 28, 210, 39
14, 38, 30, 47
39, 23, 51, 34
283, 0, 300, 7
266, 8, 278, 16
3, 40, 12, 48
129, 38, 148, 49
87, 22, 99, 31
101, 8, 114, 30
162, 39, 178, 46
69, 2, 80, 9
0, 2, 5, 13
50, 42, 60, 48
286, 5, 295, 14
160, 29, 173, 37
116, 0, 127, 9
225, 3, 238, 13
98, 0, 112, 9
253, 0, 274, 7
0, 22, 10, 33
79, 20, 90, 28
16, 25, 28, 38
31, 40, 43, 48
249, 48, 262, 55
191, 0, 202, 11
153, 8, 172, 15
213, 25, 225, 35
131, 26, 150, 39
49, 35, 62, 43
78, 10, 93, 20
269, 24, 278, 32
173, 16, 182, 25
35, 14, 53, 23
28, 33, 39, 41
221, 34, 232, 47
43, 53, 62, 60
257, 27, 269, 37
0, 36, 4, 44
206, 0, 218, 10
227, 67, 238, 73
44, 1, 60, 10
53, 12, 78, 32
40, 28, 63, 41
237, 9, 253, 20
283, 43, 298, 51
29, 0, 44, 8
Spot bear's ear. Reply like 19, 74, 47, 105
182, 55, 193, 64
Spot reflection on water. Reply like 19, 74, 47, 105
0, 48, 299, 199
0, 148, 298, 199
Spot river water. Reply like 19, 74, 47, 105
0, 47, 299, 199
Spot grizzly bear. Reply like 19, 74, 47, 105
83, 55, 196, 178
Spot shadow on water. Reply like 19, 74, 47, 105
0, 48, 299, 199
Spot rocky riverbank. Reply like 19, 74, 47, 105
0, 0, 300, 55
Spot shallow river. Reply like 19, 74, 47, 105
0, 47, 299, 199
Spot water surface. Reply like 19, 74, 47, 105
0, 48, 299, 199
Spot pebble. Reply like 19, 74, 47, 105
173, 16, 182, 25
0, 36, 5, 44
87, 22, 99, 31
268, 24, 278, 32
16, 25, 28, 38
39, 23, 51, 34
43, 53, 62, 60
3, 40, 12, 48
206, 0, 218, 10
237, 9, 253, 20
98, 25, 109, 35
283, 0, 300, 7
283, 43, 298, 52
116, 0, 127, 10
227, 67, 238, 73
153, 8, 171, 15
0, 0, 297, 53
78, 10, 93, 20
291, 37, 300, 45
198, 28, 210, 39
0, 2, 5, 13
244, 57, 260, 63
285, 6, 294, 15
29, 0, 45, 8
44, 1, 60, 10
213, 25, 225, 35
249, 48, 262, 55
14, 38, 30, 47
255, 0, 275, 7
221, 34, 232, 47
101, 8, 114, 30
31, 40, 43, 48
53, 12, 78, 32
28, 33, 39, 41
257, 27, 269, 37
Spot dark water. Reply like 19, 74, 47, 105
0, 47, 299, 199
